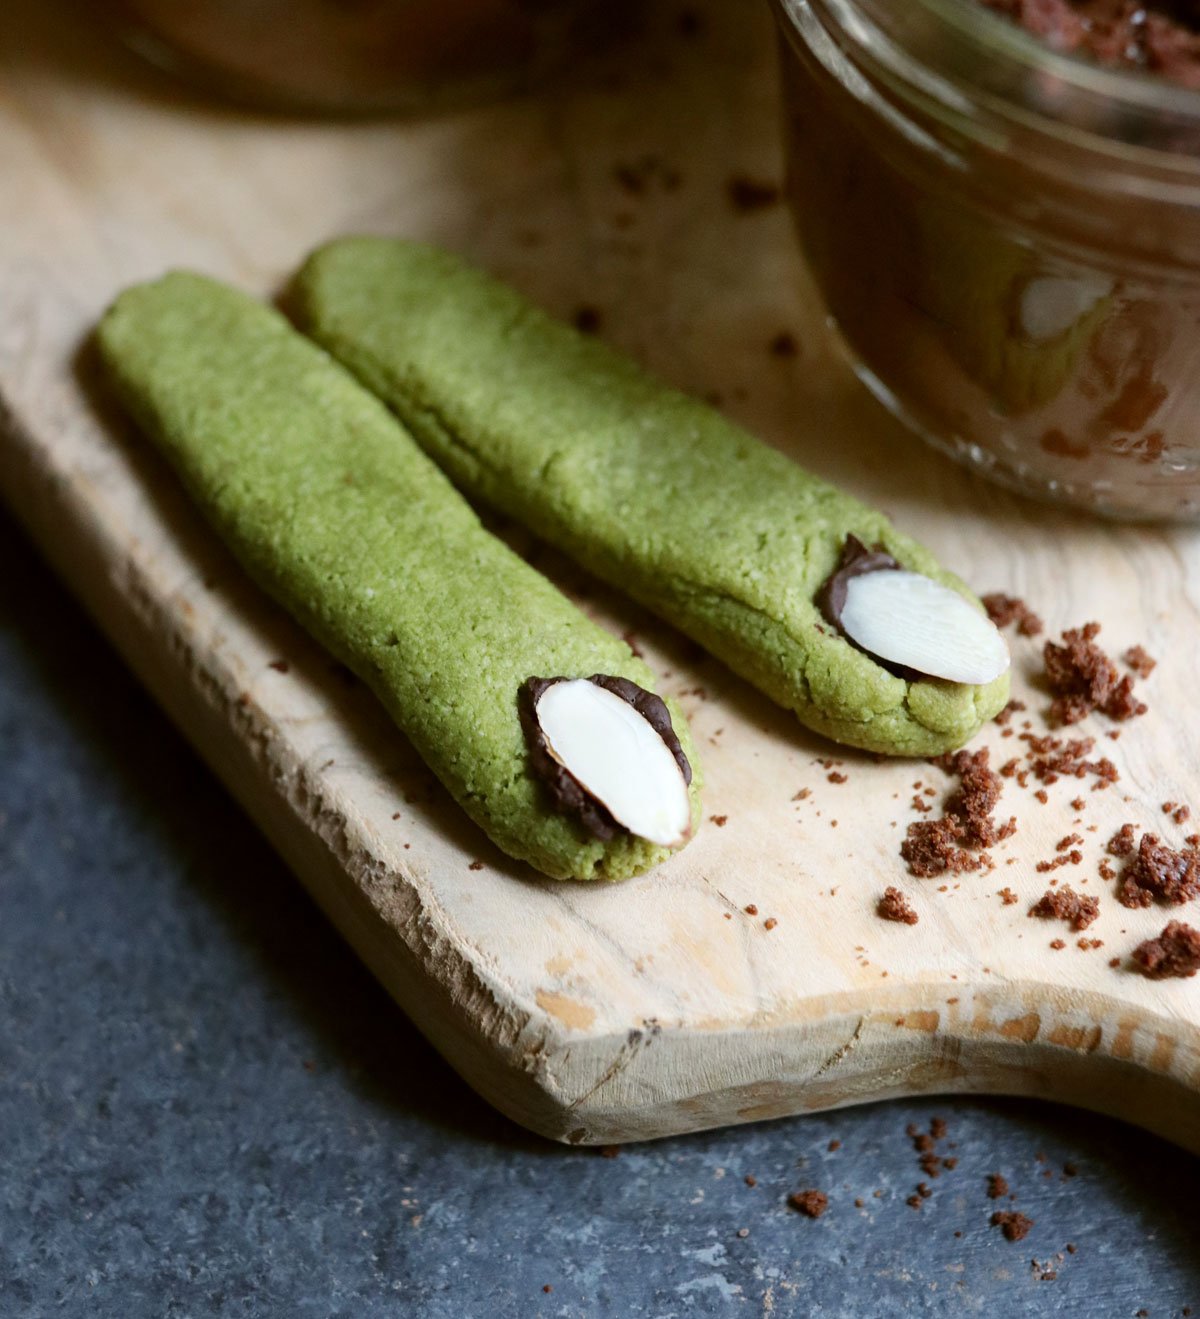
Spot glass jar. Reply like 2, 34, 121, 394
93, 0, 619, 114
771, 0, 1200, 520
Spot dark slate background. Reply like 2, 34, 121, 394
1, 510, 1196, 1318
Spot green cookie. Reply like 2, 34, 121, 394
295, 238, 1009, 756
96, 272, 701, 881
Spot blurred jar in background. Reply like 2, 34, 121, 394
771, 0, 1200, 521
93, 0, 621, 113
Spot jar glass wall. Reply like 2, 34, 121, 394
772, 0, 1200, 520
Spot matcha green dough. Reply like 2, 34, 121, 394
294, 238, 1009, 756
96, 273, 701, 881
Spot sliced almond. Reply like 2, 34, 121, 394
527, 677, 692, 847
838, 570, 1010, 686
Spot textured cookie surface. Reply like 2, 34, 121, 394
96, 273, 700, 880
295, 238, 1009, 755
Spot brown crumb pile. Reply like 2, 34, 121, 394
983, 593, 1044, 637
788, 1189, 828, 1218
1029, 885, 1100, 932
991, 1210, 1035, 1241
986, 1173, 1009, 1199
901, 749, 1015, 877
1124, 645, 1157, 678
1042, 623, 1148, 726
878, 886, 919, 925
1132, 921, 1200, 979
1116, 833, 1200, 909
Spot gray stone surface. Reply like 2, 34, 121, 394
0, 508, 1196, 1319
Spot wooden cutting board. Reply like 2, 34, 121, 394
3, 0, 1199, 1148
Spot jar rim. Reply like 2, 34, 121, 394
777, 0, 1200, 162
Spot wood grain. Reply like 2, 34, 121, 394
2, 0, 1199, 1146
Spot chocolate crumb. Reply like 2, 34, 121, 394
1117, 833, 1200, 908
982, 593, 1044, 637
828, 1139, 841, 1152
727, 175, 781, 212
468, 860, 484, 872
994, 699, 1028, 727
788, 1189, 828, 1218
1050, 939, 1067, 950
744, 904, 758, 916
930, 1117, 947, 1139
828, 771, 848, 784
943, 1157, 959, 1170
744, 1175, 757, 1187
999, 886, 1019, 905
854, 1197, 864, 1208
1109, 824, 1137, 857
268, 659, 290, 673
1029, 885, 1100, 931
710, 814, 728, 827
901, 749, 1013, 876
1124, 645, 1157, 678
987, 1174, 1009, 1200
677, 7, 703, 37
879, 886, 920, 925
1133, 920, 1200, 979
906, 1194, 923, 1210
543, 1284, 553, 1293
573, 305, 603, 335
599, 1145, 620, 1158
764, 917, 778, 931
1042, 622, 1148, 726
991, 1210, 1035, 1241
